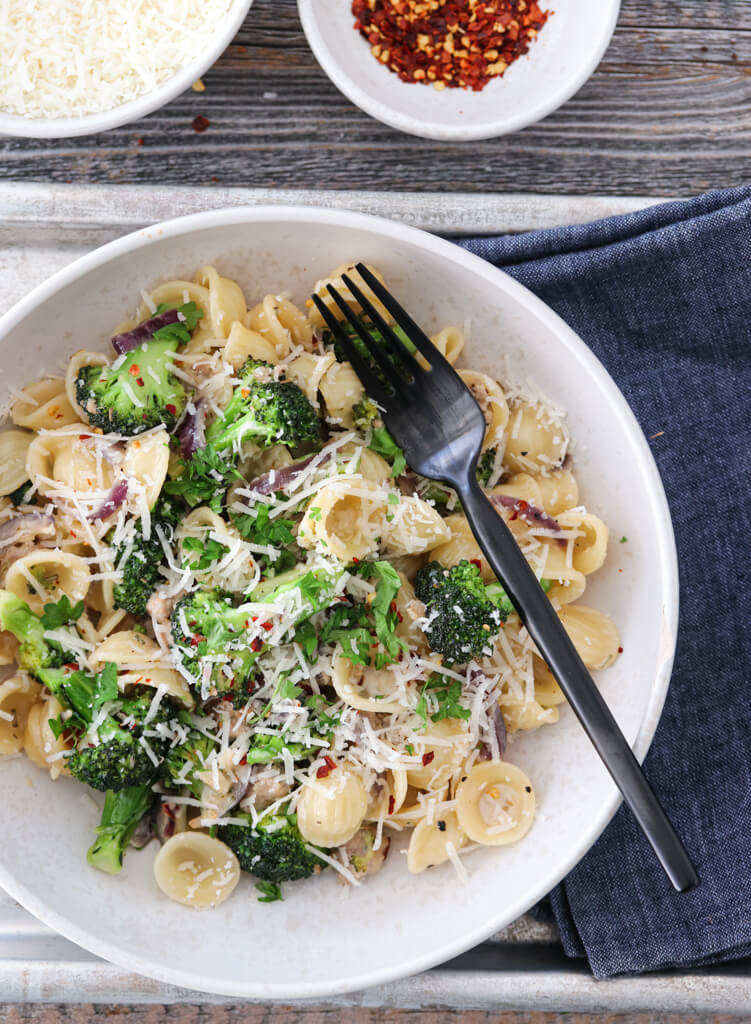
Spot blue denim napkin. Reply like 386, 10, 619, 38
458, 185, 751, 978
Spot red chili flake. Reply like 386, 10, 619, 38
352, 0, 551, 93
422, 751, 435, 766
251, 637, 264, 652
260, 621, 273, 632
136, 137, 144, 146
470, 558, 482, 569
128, 364, 140, 376
352, 556, 360, 563
192, 115, 210, 133
388, 794, 395, 815
69, 529, 77, 538
239, 756, 247, 766
190, 635, 204, 647
79, 434, 90, 441
165, 404, 177, 416
517, 499, 529, 512
64, 662, 79, 671
136, 377, 145, 387
390, 600, 398, 612
618, 646, 624, 653
317, 755, 337, 779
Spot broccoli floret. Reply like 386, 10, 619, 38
8, 480, 32, 506
171, 565, 345, 696
167, 361, 321, 508
206, 360, 321, 452
76, 336, 187, 436
0, 590, 63, 674
413, 560, 511, 665
171, 588, 258, 698
112, 531, 165, 616
162, 729, 217, 799
87, 784, 155, 875
219, 811, 325, 882
62, 682, 173, 792
351, 397, 406, 477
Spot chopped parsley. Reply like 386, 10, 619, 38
255, 881, 283, 903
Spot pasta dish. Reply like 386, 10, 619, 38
0, 263, 620, 909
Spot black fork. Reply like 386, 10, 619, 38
312, 262, 698, 894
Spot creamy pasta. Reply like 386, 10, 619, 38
0, 264, 620, 907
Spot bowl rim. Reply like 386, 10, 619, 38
0, 203, 678, 998
0, 0, 253, 140
297, 0, 621, 141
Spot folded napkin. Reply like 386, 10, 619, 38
458, 185, 751, 978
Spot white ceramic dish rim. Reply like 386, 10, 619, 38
0, 205, 678, 998
0, 0, 253, 140
297, 0, 621, 141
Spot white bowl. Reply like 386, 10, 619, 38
0, 0, 253, 139
298, 0, 620, 140
0, 205, 677, 999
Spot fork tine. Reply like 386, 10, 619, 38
311, 294, 389, 406
341, 272, 422, 376
325, 284, 409, 396
354, 262, 455, 372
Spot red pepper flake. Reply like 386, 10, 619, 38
618, 646, 624, 653
422, 751, 435, 766
165, 403, 177, 416
192, 114, 210, 133
128, 364, 140, 376
352, 0, 551, 92
64, 662, 79, 671
136, 377, 145, 387
316, 755, 337, 779
260, 621, 273, 632
470, 558, 482, 569
390, 600, 398, 612
352, 556, 360, 564
388, 794, 395, 815
79, 434, 90, 441
251, 637, 264, 652
136, 137, 144, 146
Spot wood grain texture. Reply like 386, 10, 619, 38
0, 1010, 747, 1023
1, 0, 749, 195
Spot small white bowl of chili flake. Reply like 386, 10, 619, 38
298, 0, 620, 141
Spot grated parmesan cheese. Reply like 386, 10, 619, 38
1, 0, 236, 119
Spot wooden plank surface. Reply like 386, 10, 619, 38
2, 0, 749, 196
0, 1007, 746, 1023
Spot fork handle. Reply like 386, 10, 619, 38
456, 475, 698, 893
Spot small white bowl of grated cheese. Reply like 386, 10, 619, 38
0, 0, 254, 138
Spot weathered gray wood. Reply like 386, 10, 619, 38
0, 0, 748, 195
0, 1008, 746, 1022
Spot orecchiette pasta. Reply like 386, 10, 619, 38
296, 765, 368, 847
297, 479, 386, 561
308, 263, 390, 328
504, 401, 568, 475
365, 769, 408, 822
194, 265, 247, 342
535, 467, 579, 515
153, 833, 240, 909
0, 672, 41, 755
557, 605, 621, 670
89, 631, 194, 705
23, 692, 71, 780
4, 549, 91, 615
222, 321, 278, 369
331, 649, 404, 713
64, 350, 109, 421
11, 379, 80, 430
319, 359, 364, 427
406, 718, 473, 791
247, 294, 314, 355
381, 495, 451, 556
284, 351, 336, 406
429, 326, 464, 365
456, 762, 536, 846
407, 811, 466, 873
0, 429, 33, 496
556, 510, 608, 576
458, 370, 509, 451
